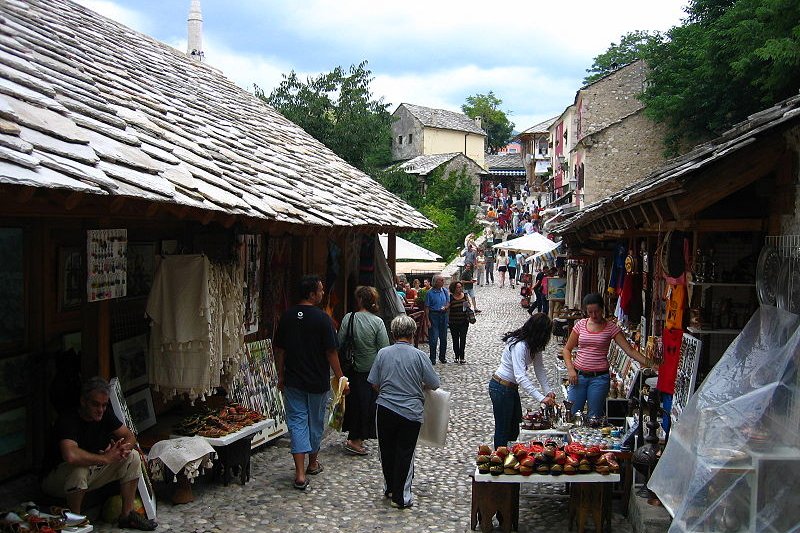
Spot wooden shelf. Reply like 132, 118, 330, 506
687, 327, 742, 335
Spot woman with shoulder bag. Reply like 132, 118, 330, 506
448, 281, 473, 364
339, 286, 390, 455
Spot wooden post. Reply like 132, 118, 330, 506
387, 232, 397, 280
97, 299, 111, 379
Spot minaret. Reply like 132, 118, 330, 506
187, 0, 203, 61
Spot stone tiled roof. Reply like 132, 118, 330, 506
0, 0, 433, 231
390, 152, 488, 176
398, 103, 485, 135
486, 153, 524, 169
521, 116, 558, 135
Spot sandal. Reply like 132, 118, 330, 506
293, 479, 309, 491
344, 443, 367, 456
305, 462, 324, 475
118, 510, 157, 531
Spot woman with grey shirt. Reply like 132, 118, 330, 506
369, 315, 440, 509
339, 286, 390, 456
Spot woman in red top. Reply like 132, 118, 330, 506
562, 293, 655, 418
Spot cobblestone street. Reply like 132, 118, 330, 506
92, 282, 633, 533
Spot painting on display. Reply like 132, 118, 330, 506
126, 243, 156, 298
108, 378, 156, 519
229, 339, 287, 441
0, 407, 26, 456
547, 277, 567, 300
0, 228, 24, 348
58, 246, 84, 311
125, 388, 156, 432
87, 229, 127, 302
112, 334, 148, 393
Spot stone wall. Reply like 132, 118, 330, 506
582, 110, 668, 205
440, 155, 485, 204
391, 107, 423, 161
579, 60, 647, 139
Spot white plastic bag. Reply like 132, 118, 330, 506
418, 388, 451, 447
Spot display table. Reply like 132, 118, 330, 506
173, 419, 273, 486
147, 436, 216, 504
471, 468, 620, 533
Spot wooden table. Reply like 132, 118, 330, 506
471, 468, 620, 533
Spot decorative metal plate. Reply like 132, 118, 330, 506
756, 245, 781, 306
776, 257, 800, 314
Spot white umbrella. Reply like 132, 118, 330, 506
379, 234, 442, 261
492, 232, 560, 253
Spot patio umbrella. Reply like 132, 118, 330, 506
492, 232, 560, 254
379, 234, 442, 261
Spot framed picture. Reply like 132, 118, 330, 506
547, 277, 567, 300
127, 242, 156, 298
58, 246, 83, 311
125, 387, 156, 433
113, 335, 148, 392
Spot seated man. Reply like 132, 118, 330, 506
42, 377, 157, 531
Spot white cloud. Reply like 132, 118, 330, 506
74, 0, 154, 34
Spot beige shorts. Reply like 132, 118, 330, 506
42, 451, 141, 496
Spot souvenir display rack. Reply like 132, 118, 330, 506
670, 333, 702, 422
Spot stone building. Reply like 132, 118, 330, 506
391, 103, 486, 168
552, 60, 668, 208
518, 116, 557, 206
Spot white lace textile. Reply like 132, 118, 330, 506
147, 437, 215, 482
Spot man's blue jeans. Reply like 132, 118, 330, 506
428, 311, 448, 363
568, 372, 610, 419
488, 379, 522, 449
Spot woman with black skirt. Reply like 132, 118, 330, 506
339, 286, 390, 455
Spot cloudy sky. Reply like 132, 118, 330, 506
77, 0, 688, 131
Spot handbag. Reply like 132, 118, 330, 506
466, 306, 476, 324
338, 312, 356, 375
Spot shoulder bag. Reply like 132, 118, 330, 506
339, 312, 356, 375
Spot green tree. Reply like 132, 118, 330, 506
461, 92, 514, 153
584, 30, 661, 85
256, 61, 393, 172
640, 0, 800, 154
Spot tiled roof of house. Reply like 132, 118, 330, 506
486, 153, 524, 169
0, 0, 433, 231
398, 103, 485, 135
521, 116, 558, 135
390, 152, 488, 176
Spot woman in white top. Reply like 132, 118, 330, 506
496, 250, 509, 288
488, 313, 555, 448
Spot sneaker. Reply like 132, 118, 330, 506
118, 510, 157, 531
390, 501, 414, 509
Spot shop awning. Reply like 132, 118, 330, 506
379, 234, 442, 261
493, 232, 560, 254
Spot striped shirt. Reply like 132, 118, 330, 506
571, 318, 621, 372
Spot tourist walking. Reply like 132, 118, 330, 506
562, 293, 656, 418
424, 274, 449, 364
338, 286, 390, 456
460, 262, 480, 312
369, 315, 440, 509
448, 281, 472, 364
507, 251, 518, 289
484, 246, 495, 286
475, 249, 486, 287
274, 275, 347, 491
497, 250, 509, 288
488, 313, 556, 449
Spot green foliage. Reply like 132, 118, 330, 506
584, 31, 661, 85
375, 166, 479, 261
461, 92, 514, 153
640, 0, 800, 154
256, 61, 393, 172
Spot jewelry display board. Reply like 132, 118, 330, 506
108, 378, 156, 520
608, 343, 641, 399
87, 229, 127, 302
228, 339, 287, 444
671, 334, 702, 422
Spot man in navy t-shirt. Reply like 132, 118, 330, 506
275, 275, 347, 491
